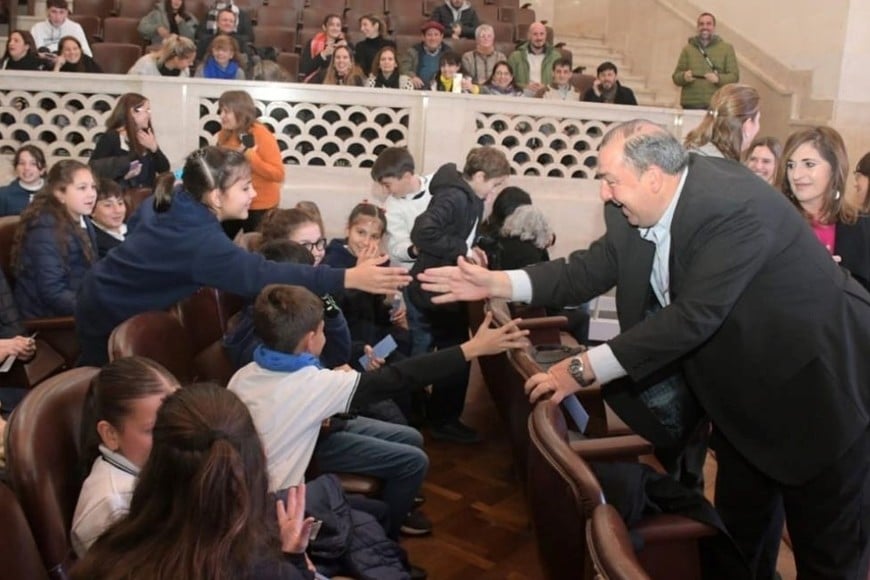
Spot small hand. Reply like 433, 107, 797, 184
53, 55, 66, 70
157, 25, 170, 37
470, 247, 488, 267
390, 306, 408, 329
462, 311, 528, 359
703, 71, 719, 84
123, 162, 143, 180
683, 70, 694, 82
526, 81, 544, 94
276, 484, 316, 554
461, 76, 473, 92
452, 23, 462, 38
411, 76, 425, 89
362, 345, 385, 371
137, 128, 158, 152
356, 242, 381, 262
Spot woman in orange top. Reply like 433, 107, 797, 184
216, 89, 285, 237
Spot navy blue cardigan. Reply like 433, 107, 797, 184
0, 180, 35, 217
75, 191, 345, 345
14, 212, 97, 318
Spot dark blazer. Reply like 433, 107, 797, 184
523, 154, 870, 485
89, 131, 170, 190
834, 216, 870, 292
582, 81, 638, 106
92, 225, 123, 259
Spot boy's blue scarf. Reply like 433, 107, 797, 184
203, 56, 239, 79
253, 344, 322, 372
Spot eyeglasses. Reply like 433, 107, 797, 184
299, 238, 327, 252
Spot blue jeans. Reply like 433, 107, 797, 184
313, 416, 428, 538
402, 286, 431, 356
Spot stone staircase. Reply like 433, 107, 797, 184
559, 34, 676, 108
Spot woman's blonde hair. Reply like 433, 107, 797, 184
156, 34, 195, 66
684, 84, 760, 161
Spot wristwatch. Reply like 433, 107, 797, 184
568, 354, 596, 387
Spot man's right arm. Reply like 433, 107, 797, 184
672, 47, 692, 86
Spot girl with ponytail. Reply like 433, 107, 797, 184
75, 146, 411, 366
72, 383, 315, 580
72, 356, 180, 557
683, 83, 761, 161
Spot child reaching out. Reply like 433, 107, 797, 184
323, 203, 409, 362
71, 356, 180, 556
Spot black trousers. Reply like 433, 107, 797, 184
423, 306, 469, 427
713, 428, 870, 580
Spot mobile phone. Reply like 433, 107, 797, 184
240, 133, 255, 149
358, 334, 398, 368
309, 519, 323, 541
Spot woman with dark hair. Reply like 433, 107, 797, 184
479, 61, 532, 97
71, 383, 315, 579
11, 160, 98, 318
89, 92, 170, 189
320, 45, 365, 86
781, 126, 870, 291
216, 90, 283, 234
366, 46, 413, 90
355, 14, 395, 76
194, 34, 246, 79
138, 0, 198, 46
1, 30, 45, 70
743, 135, 782, 185
854, 151, 870, 213
300, 13, 351, 83
74, 146, 410, 366
0, 144, 47, 216
431, 50, 476, 93
683, 83, 761, 161
53, 36, 102, 73
72, 356, 180, 557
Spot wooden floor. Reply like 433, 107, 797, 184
403, 361, 798, 580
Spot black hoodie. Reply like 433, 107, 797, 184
408, 162, 484, 310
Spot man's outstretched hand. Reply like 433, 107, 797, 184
417, 256, 512, 304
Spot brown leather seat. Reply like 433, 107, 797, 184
173, 288, 243, 386
69, 0, 114, 18
0, 482, 51, 580
257, 4, 301, 28
108, 311, 195, 383
255, 26, 298, 54
587, 503, 651, 580
102, 16, 144, 45
69, 14, 102, 44
91, 42, 144, 74
117, 0, 156, 19
528, 400, 715, 580
4, 367, 100, 579
276, 52, 300, 80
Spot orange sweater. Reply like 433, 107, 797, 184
217, 121, 285, 210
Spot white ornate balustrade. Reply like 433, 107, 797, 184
0, 71, 703, 257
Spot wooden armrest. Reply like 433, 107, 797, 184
23, 316, 75, 331
335, 473, 381, 497
570, 433, 653, 460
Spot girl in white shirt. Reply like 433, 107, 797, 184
71, 356, 179, 556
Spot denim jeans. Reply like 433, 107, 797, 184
313, 416, 428, 538
402, 286, 432, 356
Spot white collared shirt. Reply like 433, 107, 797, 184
506, 168, 689, 384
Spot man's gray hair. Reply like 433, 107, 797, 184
475, 24, 494, 40
600, 119, 689, 175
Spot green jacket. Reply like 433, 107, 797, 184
507, 42, 561, 89
672, 35, 739, 109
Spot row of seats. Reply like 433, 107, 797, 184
475, 299, 716, 579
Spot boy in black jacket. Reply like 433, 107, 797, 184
408, 146, 511, 443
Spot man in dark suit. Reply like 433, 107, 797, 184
418, 120, 870, 579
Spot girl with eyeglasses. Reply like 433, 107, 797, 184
255, 207, 327, 265
89, 93, 170, 190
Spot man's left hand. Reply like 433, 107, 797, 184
704, 71, 720, 84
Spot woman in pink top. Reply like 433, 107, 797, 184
781, 126, 870, 291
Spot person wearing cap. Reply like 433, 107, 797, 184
400, 21, 451, 90
30, 0, 92, 58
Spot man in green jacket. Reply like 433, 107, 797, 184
672, 12, 739, 109
507, 22, 561, 94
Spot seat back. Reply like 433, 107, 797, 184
91, 42, 143, 74
4, 367, 100, 578
117, 0, 156, 18
587, 503, 651, 580
69, 14, 102, 44
256, 4, 300, 28
0, 482, 51, 580
276, 52, 300, 79
108, 311, 194, 383
102, 16, 145, 45
527, 399, 605, 580
254, 26, 298, 54
173, 288, 242, 386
